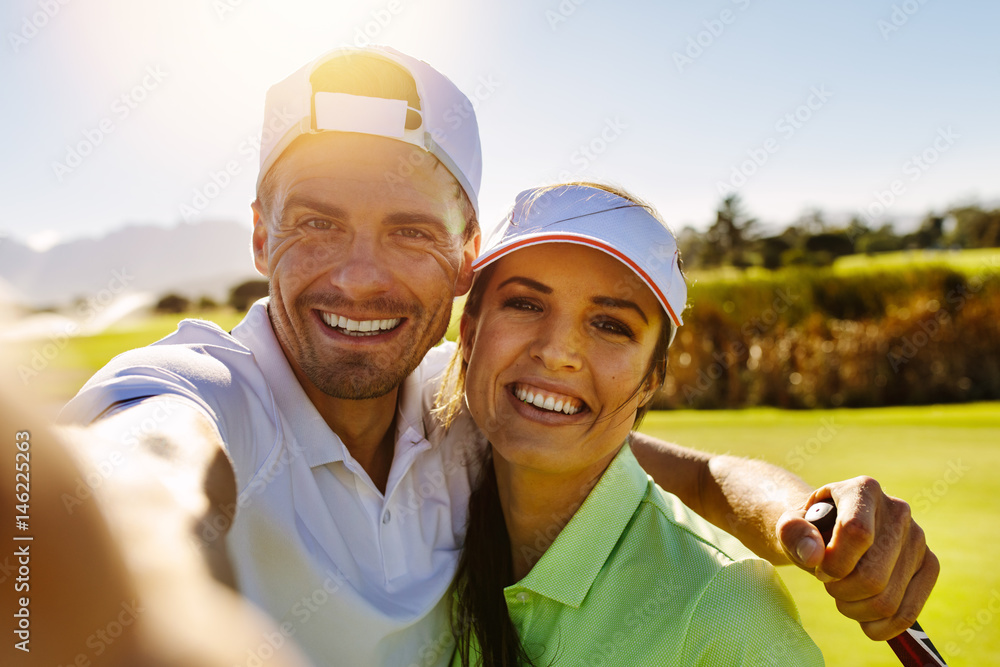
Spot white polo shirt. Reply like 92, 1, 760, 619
62, 299, 486, 667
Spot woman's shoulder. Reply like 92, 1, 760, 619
634, 481, 760, 570
625, 483, 825, 665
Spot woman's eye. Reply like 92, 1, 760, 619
595, 318, 634, 338
502, 297, 541, 312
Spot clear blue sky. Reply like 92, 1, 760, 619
2, 0, 998, 250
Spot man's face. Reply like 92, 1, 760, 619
252, 132, 479, 400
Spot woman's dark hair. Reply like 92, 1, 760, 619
441, 182, 682, 666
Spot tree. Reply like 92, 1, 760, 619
703, 194, 758, 268
804, 232, 855, 265
948, 205, 1000, 248
155, 293, 191, 314
196, 296, 219, 311
676, 225, 709, 270
757, 236, 792, 270
228, 280, 269, 311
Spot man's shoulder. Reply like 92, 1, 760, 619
61, 314, 262, 426
156, 315, 248, 349
415, 340, 457, 380
97, 317, 252, 383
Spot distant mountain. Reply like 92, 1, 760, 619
0, 220, 261, 308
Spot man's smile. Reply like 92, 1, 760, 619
317, 310, 404, 337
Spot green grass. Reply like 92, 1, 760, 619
637, 403, 1000, 666
12, 309, 245, 405
688, 247, 1000, 283
833, 247, 1000, 275
10, 302, 1000, 662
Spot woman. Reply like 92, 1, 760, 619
437, 183, 824, 666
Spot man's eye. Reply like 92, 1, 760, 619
306, 219, 333, 230
396, 228, 429, 239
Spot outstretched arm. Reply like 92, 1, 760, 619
630, 432, 811, 564
2, 391, 312, 667
87, 397, 240, 586
630, 432, 939, 642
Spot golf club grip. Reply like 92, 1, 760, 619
805, 499, 948, 667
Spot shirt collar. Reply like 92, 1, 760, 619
510, 443, 649, 608
231, 299, 433, 472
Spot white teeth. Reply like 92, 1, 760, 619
320, 312, 401, 336
514, 386, 581, 415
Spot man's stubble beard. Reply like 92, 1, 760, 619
269, 290, 452, 400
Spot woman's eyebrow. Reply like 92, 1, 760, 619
496, 276, 553, 294
591, 296, 649, 324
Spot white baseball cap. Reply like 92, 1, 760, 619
256, 45, 482, 216
474, 184, 687, 331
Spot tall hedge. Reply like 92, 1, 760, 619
655, 253, 1000, 409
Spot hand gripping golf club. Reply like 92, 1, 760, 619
806, 499, 947, 667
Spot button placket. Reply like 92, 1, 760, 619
505, 589, 533, 631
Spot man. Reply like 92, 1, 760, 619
62, 46, 937, 665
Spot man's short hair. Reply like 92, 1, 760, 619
255, 52, 479, 241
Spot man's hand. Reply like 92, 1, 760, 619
777, 476, 940, 641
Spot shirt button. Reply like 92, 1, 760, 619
382, 510, 391, 524
516, 592, 529, 603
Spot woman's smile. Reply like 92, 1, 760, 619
462, 242, 664, 476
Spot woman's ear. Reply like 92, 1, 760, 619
638, 370, 664, 409
459, 313, 476, 364
638, 385, 656, 410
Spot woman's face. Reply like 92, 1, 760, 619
462, 243, 664, 478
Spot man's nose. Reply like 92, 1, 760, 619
326, 235, 393, 300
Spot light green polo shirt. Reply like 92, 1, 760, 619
454, 445, 824, 666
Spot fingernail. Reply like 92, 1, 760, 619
796, 537, 821, 564
815, 570, 835, 583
